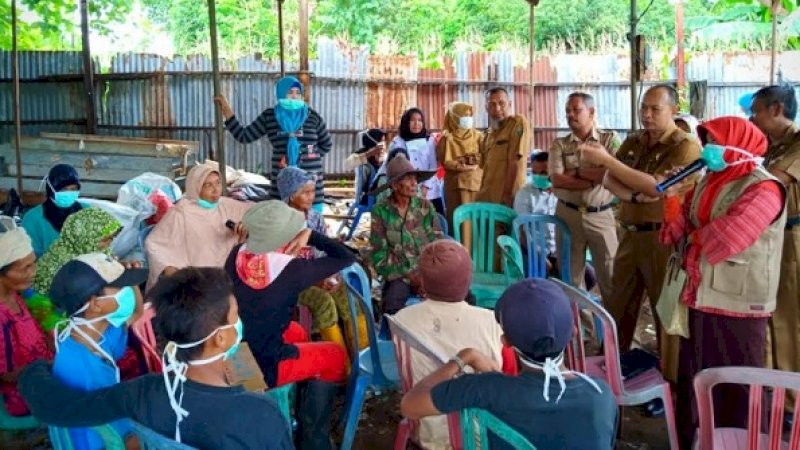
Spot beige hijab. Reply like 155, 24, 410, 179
144, 164, 252, 288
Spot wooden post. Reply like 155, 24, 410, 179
629, 0, 638, 131
675, 0, 686, 94
298, 0, 310, 101
277, 0, 286, 77
528, 1, 537, 146
79, 0, 97, 134
770, 1, 778, 84
208, 0, 227, 191
11, 0, 23, 194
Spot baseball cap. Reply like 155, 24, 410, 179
49, 253, 147, 316
494, 278, 574, 361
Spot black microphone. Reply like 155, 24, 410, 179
655, 159, 706, 193
225, 220, 236, 230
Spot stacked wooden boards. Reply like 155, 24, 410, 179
0, 133, 198, 200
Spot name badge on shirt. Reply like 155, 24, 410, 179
405, 138, 427, 153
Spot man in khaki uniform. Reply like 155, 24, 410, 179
478, 87, 531, 207
580, 86, 701, 382
752, 86, 800, 410
550, 92, 621, 301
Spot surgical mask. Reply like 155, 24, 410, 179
531, 174, 552, 190
161, 318, 243, 442
197, 199, 218, 210
278, 98, 306, 110
97, 286, 136, 328
53, 190, 80, 208
701, 143, 763, 173
458, 116, 474, 129
516, 349, 602, 403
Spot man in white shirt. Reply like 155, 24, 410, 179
393, 239, 507, 450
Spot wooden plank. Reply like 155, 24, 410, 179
7, 164, 174, 184
0, 177, 122, 199
0, 148, 183, 174
40, 132, 199, 147
6, 137, 194, 158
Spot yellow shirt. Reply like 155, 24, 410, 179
477, 115, 531, 206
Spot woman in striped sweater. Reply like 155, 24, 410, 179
215, 76, 332, 212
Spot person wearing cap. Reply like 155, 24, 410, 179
393, 239, 507, 450
22, 164, 86, 257
401, 278, 617, 450
370, 154, 442, 315
145, 163, 251, 288
277, 166, 368, 353
48, 253, 147, 449
216, 76, 332, 213
346, 129, 387, 207
0, 217, 52, 417
225, 200, 354, 450
19, 267, 293, 450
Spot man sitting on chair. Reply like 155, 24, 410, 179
401, 278, 617, 450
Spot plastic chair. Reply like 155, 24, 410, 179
129, 421, 197, 449
497, 235, 525, 284
694, 367, 800, 450
436, 212, 449, 237
452, 203, 517, 309
512, 214, 571, 281
386, 315, 463, 450
49, 424, 125, 450
337, 165, 376, 240
340, 263, 399, 450
460, 408, 537, 450
551, 278, 679, 450
0, 395, 39, 430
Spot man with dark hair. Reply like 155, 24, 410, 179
514, 152, 558, 258
752, 85, 800, 401
549, 92, 620, 301
18, 267, 293, 450
400, 278, 617, 450
478, 87, 531, 207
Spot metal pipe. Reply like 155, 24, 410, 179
630, 0, 638, 131
12, 0, 23, 195
207, 0, 227, 191
277, 0, 286, 77
79, 0, 96, 134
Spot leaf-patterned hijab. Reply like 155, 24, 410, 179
33, 207, 121, 295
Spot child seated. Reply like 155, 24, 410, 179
0, 217, 52, 416
49, 253, 147, 449
19, 267, 292, 449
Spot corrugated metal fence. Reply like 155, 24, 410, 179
2, 40, 798, 175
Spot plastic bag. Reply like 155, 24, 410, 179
117, 173, 182, 218
656, 252, 689, 338
79, 198, 146, 259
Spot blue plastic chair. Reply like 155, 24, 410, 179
459, 408, 537, 450
497, 235, 525, 285
453, 203, 517, 309
129, 421, 197, 449
0, 395, 39, 430
337, 166, 377, 240
49, 424, 126, 450
340, 263, 399, 450
436, 212, 449, 237
513, 214, 604, 344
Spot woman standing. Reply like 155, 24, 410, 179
436, 102, 483, 231
215, 76, 332, 212
390, 108, 444, 216
21, 164, 84, 257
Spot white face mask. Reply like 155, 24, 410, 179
458, 116, 474, 129
515, 349, 602, 403
161, 319, 243, 442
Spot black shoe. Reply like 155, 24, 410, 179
296, 380, 338, 450
642, 398, 664, 417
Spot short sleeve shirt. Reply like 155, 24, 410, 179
478, 115, 531, 205
766, 124, 800, 217
615, 126, 701, 224
549, 129, 621, 206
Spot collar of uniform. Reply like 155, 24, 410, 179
777, 123, 800, 146
638, 123, 679, 146
568, 128, 600, 143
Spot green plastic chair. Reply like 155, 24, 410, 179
460, 408, 537, 450
0, 395, 39, 430
453, 203, 517, 309
49, 424, 125, 450
497, 235, 525, 285
264, 383, 295, 423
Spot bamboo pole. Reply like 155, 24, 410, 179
528, 1, 536, 142
11, 0, 23, 195
630, 0, 638, 131
770, 1, 778, 84
277, 0, 286, 77
208, 0, 227, 191
79, 0, 97, 134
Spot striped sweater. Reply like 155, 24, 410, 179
225, 107, 332, 204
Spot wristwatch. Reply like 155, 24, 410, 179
449, 355, 467, 376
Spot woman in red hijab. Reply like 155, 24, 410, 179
660, 116, 787, 448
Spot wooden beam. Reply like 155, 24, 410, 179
277, 0, 286, 77
11, 0, 23, 195
79, 0, 97, 134
207, 0, 227, 191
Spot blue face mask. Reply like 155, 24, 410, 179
278, 98, 306, 110
225, 318, 244, 359
53, 190, 80, 208
531, 174, 552, 190
197, 199, 218, 210
100, 286, 137, 328
701, 143, 760, 172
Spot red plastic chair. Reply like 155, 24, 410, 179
694, 366, 800, 450
130, 303, 163, 373
550, 278, 679, 450
385, 315, 463, 450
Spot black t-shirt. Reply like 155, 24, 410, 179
431, 371, 618, 450
19, 361, 294, 450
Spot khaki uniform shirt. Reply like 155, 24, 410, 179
549, 128, 621, 207
766, 124, 800, 218
616, 125, 701, 224
477, 115, 531, 206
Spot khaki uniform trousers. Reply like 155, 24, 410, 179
554, 202, 618, 300
608, 228, 681, 382
444, 178, 477, 247
767, 227, 800, 411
